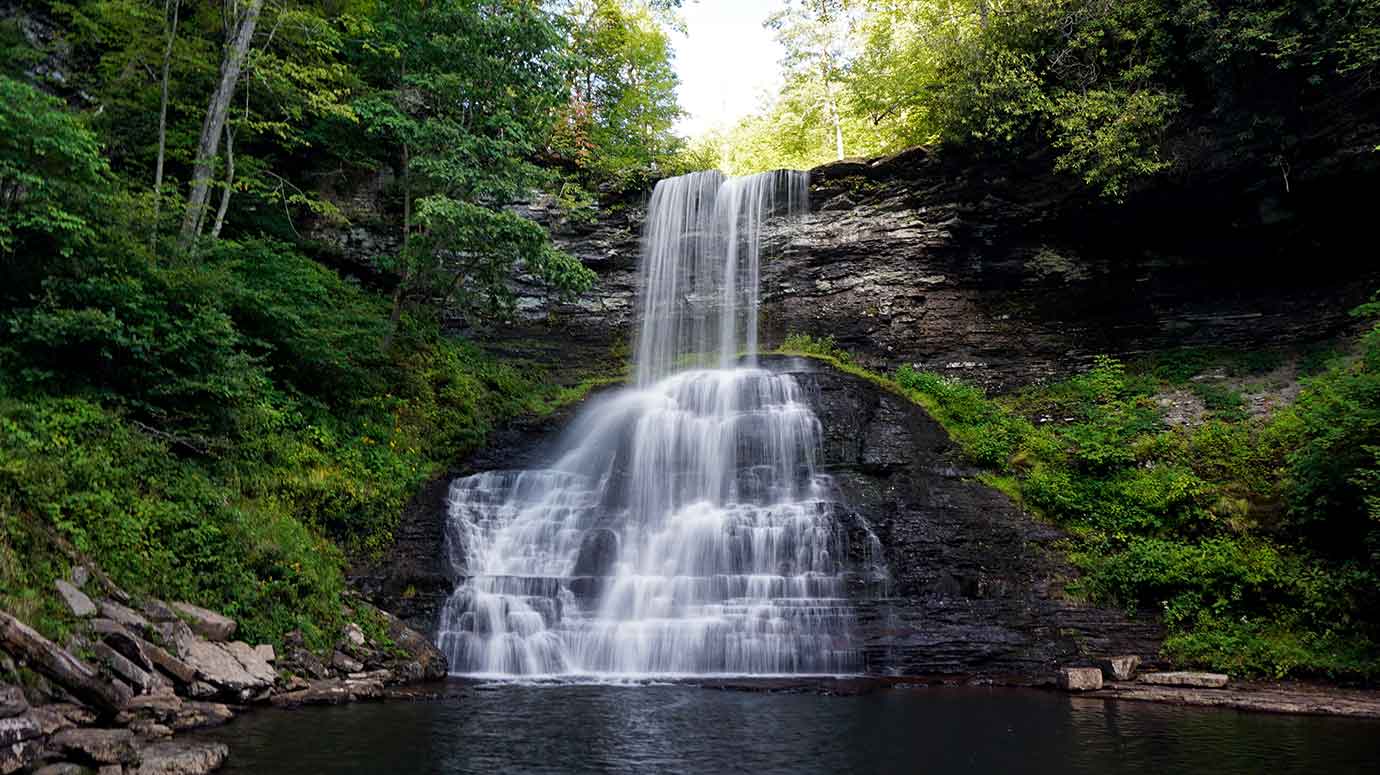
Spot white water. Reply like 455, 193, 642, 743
437, 170, 885, 677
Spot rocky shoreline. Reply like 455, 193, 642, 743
1, 566, 446, 775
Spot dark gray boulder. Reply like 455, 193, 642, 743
573, 529, 619, 577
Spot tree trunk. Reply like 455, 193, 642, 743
829, 94, 845, 160
177, 0, 264, 249
382, 53, 411, 352
0, 610, 132, 717
381, 139, 411, 353
151, 0, 180, 249
209, 122, 235, 240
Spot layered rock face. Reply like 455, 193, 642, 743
366, 355, 1163, 678
786, 355, 1163, 675
496, 147, 1378, 390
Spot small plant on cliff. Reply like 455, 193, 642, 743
779, 333, 853, 364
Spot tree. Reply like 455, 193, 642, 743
767, 0, 855, 161
554, 0, 682, 186
352, 0, 595, 347
179, 0, 265, 248
151, 0, 181, 248
0, 76, 110, 305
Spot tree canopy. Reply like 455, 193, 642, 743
716, 0, 1379, 198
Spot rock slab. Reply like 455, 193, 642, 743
170, 604, 236, 643
1096, 655, 1141, 682
0, 739, 41, 775
177, 640, 272, 698
1057, 667, 1104, 692
1139, 671, 1229, 688
0, 611, 132, 715
0, 714, 41, 747
0, 687, 26, 720
50, 728, 138, 765
55, 580, 97, 618
132, 741, 229, 775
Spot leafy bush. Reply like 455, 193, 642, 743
0, 75, 113, 308
1283, 299, 1380, 561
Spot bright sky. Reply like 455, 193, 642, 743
672, 0, 784, 137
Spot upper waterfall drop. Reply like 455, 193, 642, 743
634, 170, 809, 383
435, 169, 884, 677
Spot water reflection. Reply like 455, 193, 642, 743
203, 685, 1380, 775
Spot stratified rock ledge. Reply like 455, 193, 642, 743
1087, 681, 1380, 719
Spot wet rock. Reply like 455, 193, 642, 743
127, 720, 172, 740
342, 623, 366, 648
0, 713, 41, 746
0, 612, 131, 715
373, 608, 448, 681
1138, 671, 1228, 688
92, 643, 168, 696
331, 652, 363, 674
97, 603, 149, 635
169, 702, 233, 733
184, 683, 217, 701
1096, 655, 1141, 682
0, 739, 42, 775
573, 529, 619, 577
130, 741, 228, 775
49, 728, 138, 765
0, 687, 26, 719
169, 605, 235, 644
343, 678, 383, 700
118, 694, 182, 725
1057, 667, 1104, 692
269, 680, 351, 708
56, 580, 97, 618
89, 621, 154, 673
279, 648, 329, 681
139, 601, 178, 624
177, 641, 272, 699
33, 763, 91, 775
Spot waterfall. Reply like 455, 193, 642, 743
436, 170, 884, 677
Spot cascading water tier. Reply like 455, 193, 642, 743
436, 170, 885, 677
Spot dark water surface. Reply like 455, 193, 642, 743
202, 684, 1379, 774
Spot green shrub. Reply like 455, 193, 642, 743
1283, 300, 1380, 561
894, 365, 1032, 468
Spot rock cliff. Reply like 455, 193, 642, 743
363, 355, 1164, 678
489, 146, 1378, 390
